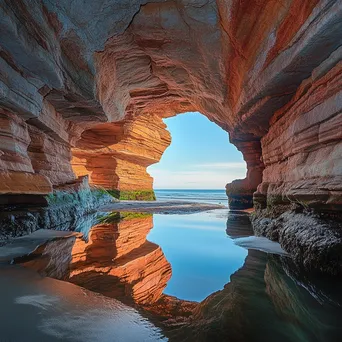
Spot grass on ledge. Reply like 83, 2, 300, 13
107, 189, 156, 201
100, 211, 152, 224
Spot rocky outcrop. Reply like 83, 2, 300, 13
0, 1, 342, 270
0, 110, 53, 195
251, 210, 342, 275
72, 113, 170, 199
226, 140, 264, 209
0, 176, 113, 242
254, 57, 342, 213
250, 51, 342, 272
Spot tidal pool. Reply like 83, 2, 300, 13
2, 209, 342, 341
148, 210, 248, 301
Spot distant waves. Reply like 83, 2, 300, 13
154, 189, 228, 206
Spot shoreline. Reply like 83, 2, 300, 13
100, 200, 226, 214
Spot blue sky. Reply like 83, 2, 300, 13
148, 112, 247, 189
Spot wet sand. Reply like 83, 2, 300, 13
0, 265, 166, 341
101, 200, 225, 214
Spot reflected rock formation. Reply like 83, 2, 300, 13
226, 210, 254, 238
17, 211, 342, 342
159, 212, 342, 341
19, 213, 172, 305
163, 250, 342, 342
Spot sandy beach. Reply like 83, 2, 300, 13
100, 200, 226, 214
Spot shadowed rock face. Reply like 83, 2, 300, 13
149, 249, 342, 342
0, 1, 342, 270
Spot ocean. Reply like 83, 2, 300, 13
154, 189, 228, 206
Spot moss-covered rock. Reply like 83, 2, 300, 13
99, 211, 152, 224
107, 190, 156, 201
228, 194, 253, 210
0, 187, 113, 241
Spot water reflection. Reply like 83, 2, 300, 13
16, 210, 342, 342
19, 212, 171, 305
147, 211, 248, 301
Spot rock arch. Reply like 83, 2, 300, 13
0, 0, 342, 270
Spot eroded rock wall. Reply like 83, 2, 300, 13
0, 0, 342, 268
72, 113, 171, 199
2, 0, 340, 201
255, 57, 342, 213
251, 51, 342, 273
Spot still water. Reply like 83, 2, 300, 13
2, 207, 342, 341
148, 211, 247, 301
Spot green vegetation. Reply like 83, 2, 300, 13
92, 187, 119, 201
107, 189, 156, 201
93, 187, 112, 197
120, 212, 152, 220
106, 189, 121, 199
99, 212, 121, 224
99, 211, 152, 224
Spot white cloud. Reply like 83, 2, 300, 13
194, 162, 246, 169
148, 162, 247, 189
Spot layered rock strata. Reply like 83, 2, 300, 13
0, 0, 342, 271
0, 176, 113, 242
251, 51, 342, 273
226, 139, 264, 209
72, 114, 170, 200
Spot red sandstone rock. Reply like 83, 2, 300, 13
0, 110, 33, 173
0, 171, 52, 195
0, 0, 341, 214
255, 59, 342, 210
72, 114, 171, 192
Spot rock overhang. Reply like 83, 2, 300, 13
0, 1, 342, 270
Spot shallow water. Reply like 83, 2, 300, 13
0, 266, 166, 341
2, 208, 342, 341
148, 210, 248, 301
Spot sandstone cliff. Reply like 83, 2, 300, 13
72, 113, 170, 199
0, 0, 342, 271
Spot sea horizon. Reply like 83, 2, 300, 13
154, 188, 226, 191
154, 189, 228, 206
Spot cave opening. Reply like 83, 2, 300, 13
71, 110, 257, 205
147, 112, 247, 191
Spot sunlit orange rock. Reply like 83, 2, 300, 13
71, 114, 171, 195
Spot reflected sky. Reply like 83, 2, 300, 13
7, 209, 342, 341
147, 210, 248, 301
